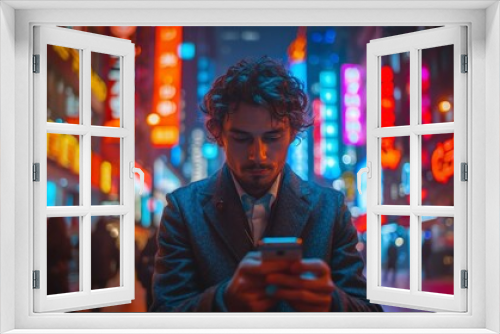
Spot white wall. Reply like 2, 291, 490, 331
485, 2, 500, 333
2, 3, 498, 332
0, 2, 16, 333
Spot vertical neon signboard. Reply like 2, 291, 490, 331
312, 99, 323, 176
151, 26, 183, 147
287, 27, 309, 180
341, 64, 365, 146
317, 70, 341, 180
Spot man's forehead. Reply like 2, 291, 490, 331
225, 114, 290, 132
225, 104, 289, 127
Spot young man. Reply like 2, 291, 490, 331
150, 57, 382, 312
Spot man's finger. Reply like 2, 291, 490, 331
272, 288, 332, 305
266, 273, 335, 293
236, 276, 268, 291
290, 258, 331, 277
239, 258, 294, 276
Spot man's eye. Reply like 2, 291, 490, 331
264, 136, 282, 142
232, 136, 250, 142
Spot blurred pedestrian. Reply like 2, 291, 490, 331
47, 217, 72, 295
422, 234, 432, 279
136, 226, 158, 310
91, 218, 120, 291
385, 241, 398, 286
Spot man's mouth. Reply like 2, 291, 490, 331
245, 167, 271, 176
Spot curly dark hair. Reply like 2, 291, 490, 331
200, 56, 313, 144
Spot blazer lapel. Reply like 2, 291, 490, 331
265, 164, 312, 238
201, 165, 254, 262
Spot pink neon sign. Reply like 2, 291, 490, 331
341, 64, 366, 146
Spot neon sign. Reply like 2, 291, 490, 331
287, 27, 309, 180
341, 64, 365, 146
316, 70, 341, 179
151, 27, 183, 147
431, 137, 454, 183
380, 65, 402, 169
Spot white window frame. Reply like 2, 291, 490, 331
365, 26, 468, 312
0, 1, 499, 333
33, 25, 136, 313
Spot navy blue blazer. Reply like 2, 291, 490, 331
150, 164, 383, 312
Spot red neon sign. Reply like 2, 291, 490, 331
151, 27, 182, 147
380, 65, 402, 169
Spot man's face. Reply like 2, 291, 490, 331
219, 103, 295, 198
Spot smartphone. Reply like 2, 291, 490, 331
257, 237, 302, 261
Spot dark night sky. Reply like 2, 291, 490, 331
213, 26, 298, 76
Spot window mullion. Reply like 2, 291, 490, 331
82, 47, 92, 294
409, 46, 420, 295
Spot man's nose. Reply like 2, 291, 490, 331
249, 139, 266, 162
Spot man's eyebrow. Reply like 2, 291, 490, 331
228, 128, 285, 135
264, 129, 285, 135
228, 128, 250, 134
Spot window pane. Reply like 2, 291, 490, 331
47, 45, 80, 124
380, 52, 410, 127
47, 133, 80, 206
380, 215, 410, 290
47, 216, 80, 295
421, 133, 454, 206
91, 216, 121, 290
421, 45, 454, 124
91, 137, 120, 205
421, 216, 454, 295
381, 136, 410, 205
91, 52, 121, 127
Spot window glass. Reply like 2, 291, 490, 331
421, 45, 454, 124
91, 137, 120, 205
47, 216, 80, 295
421, 217, 454, 294
380, 52, 410, 127
47, 45, 80, 124
380, 215, 410, 290
381, 136, 410, 205
47, 134, 80, 206
91, 52, 121, 127
421, 133, 454, 206
91, 216, 121, 290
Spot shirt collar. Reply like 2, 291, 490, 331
231, 171, 281, 207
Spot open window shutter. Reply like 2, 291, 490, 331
364, 26, 467, 312
33, 26, 136, 312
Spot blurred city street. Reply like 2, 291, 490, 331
46, 25, 455, 313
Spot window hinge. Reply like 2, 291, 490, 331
33, 270, 40, 289
461, 54, 468, 73
33, 54, 40, 73
461, 270, 468, 289
461, 162, 468, 181
33, 163, 40, 182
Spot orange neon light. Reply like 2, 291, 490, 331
287, 27, 307, 62
151, 26, 182, 147
381, 137, 402, 170
151, 126, 180, 147
431, 138, 454, 183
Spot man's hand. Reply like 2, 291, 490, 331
265, 258, 335, 312
224, 252, 291, 312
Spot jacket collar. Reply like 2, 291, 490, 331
201, 164, 312, 262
